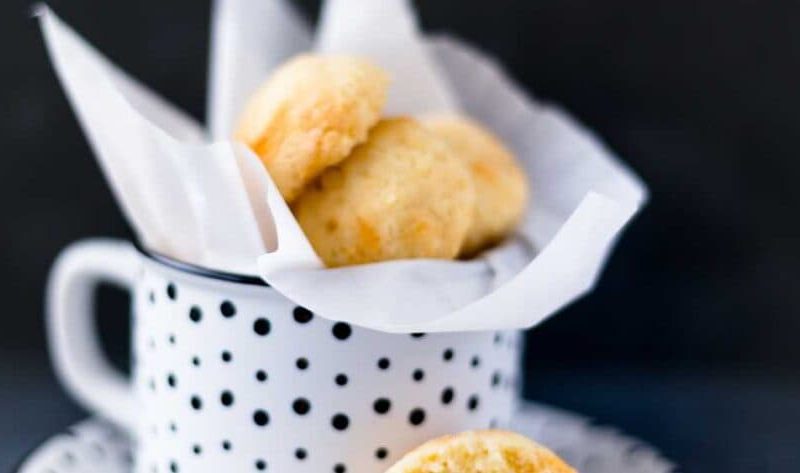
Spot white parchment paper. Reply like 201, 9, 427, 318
315, 0, 459, 115
39, 0, 647, 333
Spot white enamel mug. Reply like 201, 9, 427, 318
47, 239, 522, 473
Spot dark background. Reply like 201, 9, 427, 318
2, 0, 799, 471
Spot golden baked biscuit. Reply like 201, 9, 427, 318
235, 55, 389, 202
292, 118, 475, 267
385, 430, 576, 473
425, 115, 529, 257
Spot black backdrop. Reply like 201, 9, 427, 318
1, 1, 799, 472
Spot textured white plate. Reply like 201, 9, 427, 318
17, 402, 675, 473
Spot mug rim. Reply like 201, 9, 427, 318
134, 241, 268, 287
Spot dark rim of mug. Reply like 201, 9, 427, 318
134, 241, 269, 286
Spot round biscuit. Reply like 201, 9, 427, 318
425, 115, 529, 257
235, 54, 389, 202
292, 117, 475, 267
385, 429, 576, 473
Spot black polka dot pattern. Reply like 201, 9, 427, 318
332, 322, 352, 340
293, 398, 311, 415
471, 356, 481, 368
190, 396, 202, 410
373, 398, 391, 414
253, 318, 271, 336
253, 410, 269, 427
220, 391, 234, 407
492, 371, 502, 387
409, 408, 426, 426
133, 273, 521, 472
220, 301, 236, 318
468, 395, 480, 411
293, 306, 313, 323
331, 414, 349, 431
441, 387, 454, 405
166, 283, 177, 300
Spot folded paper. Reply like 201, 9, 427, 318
316, 0, 459, 116
39, 0, 647, 333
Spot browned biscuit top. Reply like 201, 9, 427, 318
385, 429, 576, 473
235, 54, 389, 202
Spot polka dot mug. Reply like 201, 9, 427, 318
47, 239, 522, 473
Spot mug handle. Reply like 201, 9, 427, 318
46, 238, 140, 433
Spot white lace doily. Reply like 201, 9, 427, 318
17, 402, 675, 472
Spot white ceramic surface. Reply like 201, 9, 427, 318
46, 239, 521, 473
16, 403, 675, 473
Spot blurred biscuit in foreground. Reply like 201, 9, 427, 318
385, 430, 575, 473
235, 55, 388, 202
425, 115, 529, 257
293, 118, 475, 267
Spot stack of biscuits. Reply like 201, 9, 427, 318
236, 57, 576, 472
235, 55, 529, 267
